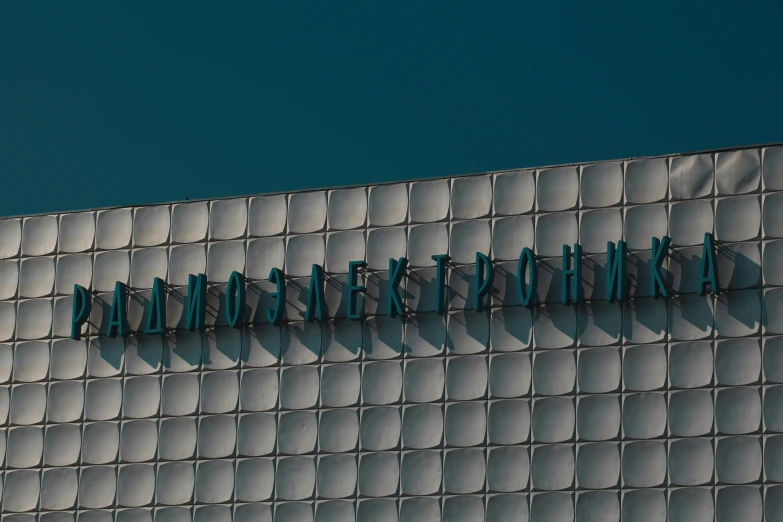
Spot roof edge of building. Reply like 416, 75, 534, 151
5, 140, 781, 220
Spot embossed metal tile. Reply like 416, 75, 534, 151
0, 144, 780, 522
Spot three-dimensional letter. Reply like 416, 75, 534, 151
432, 254, 450, 314
698, 232, 720, 295
650, 236, 671, 298
347, 261, 366, 320
304, 264, 326, 322
388, 257, 408, 318
606, 240, 628, 302
474, 252, 493, 312
561, 244, 583, 304
517, 247, 537, 308
267, 268, 286, 325
226, 271, 246, 328
185, 273, 207, 332
107, 281, 128, 338
145, 277, 167, 334
71, 284, 91, 340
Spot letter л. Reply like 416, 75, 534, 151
304, 264, 326, 322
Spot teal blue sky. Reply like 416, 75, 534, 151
1, 2, 781, 216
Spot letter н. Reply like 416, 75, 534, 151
561, 243, 583, 304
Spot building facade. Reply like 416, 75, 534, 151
0, 145, 780, 521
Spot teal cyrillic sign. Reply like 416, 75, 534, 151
68, 233, 718, 336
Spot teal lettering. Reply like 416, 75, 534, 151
432, 254, 450, 314
698, 232, 720, 295
107, 281, 128, 338
388, 257, 408, 318
517, 247, 537, 308
347, 261, 366, 320
304, 264, 326, 322
650, 236, 671, 298
71, 284, 91, 340
606, 240, 628, 302
145, 277, 167, 334
226, 271, 246, 328
474, 252, 493, 312
185, 273, 207, 332
561, 243, 583, 304
267, 268, 286, 325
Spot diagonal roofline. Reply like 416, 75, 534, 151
5, 140, 782, 220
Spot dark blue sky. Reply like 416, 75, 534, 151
2, 2, 781, 216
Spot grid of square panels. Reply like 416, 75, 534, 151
0, 146, 780, 521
